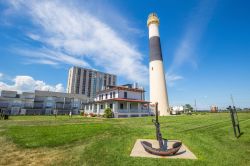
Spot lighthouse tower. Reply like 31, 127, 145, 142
147, 13, 170, 116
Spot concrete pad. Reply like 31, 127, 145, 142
130, 139, 197, 159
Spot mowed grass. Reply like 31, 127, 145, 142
0, 113, 249, 166
5, 123, 111, 148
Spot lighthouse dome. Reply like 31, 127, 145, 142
147, 13, 160, 26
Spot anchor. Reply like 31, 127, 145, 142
141, 103, 182, 156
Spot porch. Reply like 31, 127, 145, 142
84, 100, 152, 118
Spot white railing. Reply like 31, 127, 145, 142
116, 109, 150, 113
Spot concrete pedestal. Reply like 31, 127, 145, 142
130, 139, 197, 159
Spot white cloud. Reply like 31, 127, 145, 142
0, 73, 3, 79
166, 73, 184, 87
6, 0, 148, 84
27, 33, 40, 41
0, 75, 65, 93
169, 0, 217, 73
17, 48, 90, 67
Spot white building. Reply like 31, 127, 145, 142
84, 84, 152, 118
171, 106, 184, 115
67, 66, 117, 98
0, 90, 89, 115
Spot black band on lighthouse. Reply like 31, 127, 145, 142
149, 36, 163, 62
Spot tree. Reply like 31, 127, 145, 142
104, 107, 113, 118
184, 104, 193, 113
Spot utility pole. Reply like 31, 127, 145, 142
194, 99, 197, 112
230, 94, 235, 107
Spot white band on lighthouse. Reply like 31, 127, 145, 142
149, 24, 159, 38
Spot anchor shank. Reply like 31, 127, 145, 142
155, 103, 164, 149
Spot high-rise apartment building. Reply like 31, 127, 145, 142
67, 66, 117, 98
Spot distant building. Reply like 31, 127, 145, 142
84, 84, 153, 118
0, 90, 89, 115
171, 106, 184, 115
210, 105, 218, 113
67, 66, 117, 98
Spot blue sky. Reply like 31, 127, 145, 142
0, 0, 250, 109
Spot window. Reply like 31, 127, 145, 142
104, 75, 107, 87
124, 92, 127, 98
87, 72, 92, 97
110, 92, 113, 98
112, 76, 116, 85
101, 105, 103, 109
120, 103, 123, 109
113, 92, 116, 98
110, 103, 113, 109
76, 68, 81, 94
105, 94, 108, 99
82, 70, 87, 94
108, 75, 111, 85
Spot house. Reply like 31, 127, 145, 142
84, 84, 152, 118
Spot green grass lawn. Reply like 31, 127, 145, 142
0, 113, 249, 166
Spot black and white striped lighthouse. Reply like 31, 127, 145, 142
147, 13, 170, 116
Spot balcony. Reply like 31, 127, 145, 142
64, 98, 71, 103
34, 103, 44, 108
63, 105, 72, 109
35, 97, 45, 102
55, 103, 64, 109
0, 102, 9, 108
23, 104, 34, 108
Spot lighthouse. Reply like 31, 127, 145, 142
147, 13, 170, 116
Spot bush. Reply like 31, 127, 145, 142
82, 113, 87, 117
89, 113, 96, 117
104, 108, 113, 118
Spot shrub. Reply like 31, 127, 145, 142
104, 108, 113, 118
89, 113, 96, 117
83, 113, 88, 117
